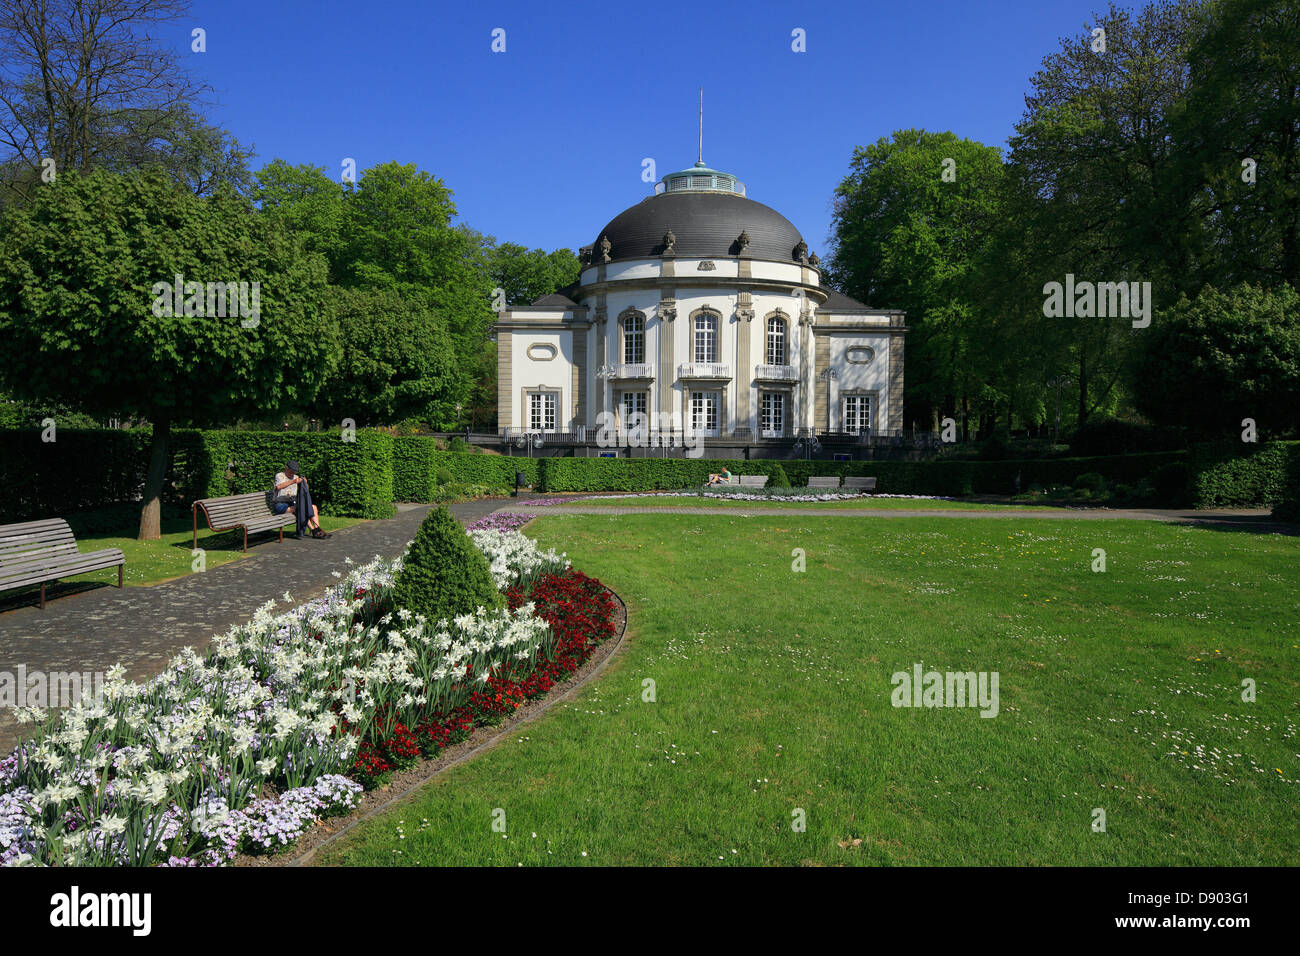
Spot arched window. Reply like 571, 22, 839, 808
693, 312, 718, 363
623, 313, 645, 364
766, 316, 787, 365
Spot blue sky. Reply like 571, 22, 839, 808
185, 0, 1134, 255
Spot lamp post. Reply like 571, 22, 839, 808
512, 430, 544, 458
794, 429, 820, 461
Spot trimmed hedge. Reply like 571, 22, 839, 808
194, 430, 395, 519
0, 428, 211, 523
0, 427, 396, 522
0, 425, 1199, 521
391, 437, 539, 502
1273, 449, 1300, 520
1188, 441, 1300, 508
535, 452, 1188, 497
391, 505, 503, 622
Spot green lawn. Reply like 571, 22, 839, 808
322, 513, 1300, 866
559, 496, 1070, 511
3, 507, 361, 602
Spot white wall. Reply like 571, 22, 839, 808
827, 334, 891, 432
509, 328, 573, 430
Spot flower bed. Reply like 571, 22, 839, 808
0, 528, 615, 867
575, 490, 958, 503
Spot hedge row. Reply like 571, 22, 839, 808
1188, 441, 1300, 508
533, 451, 1189, 496
21, 426, 1288, 521
0, 429, 166, 522
0, 428, 396, 522
392, 437, 540, 502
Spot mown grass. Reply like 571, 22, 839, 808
563, 496, 1070, 511
322, 514, 1300, 866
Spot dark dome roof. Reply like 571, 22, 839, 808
594, 192, 805, 263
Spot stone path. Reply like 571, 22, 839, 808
0, 496, 533, 752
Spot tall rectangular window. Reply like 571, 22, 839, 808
620, 391, 647, 429
766, 318, 787, 365
690, 390, 720, 435
760, 392, 785, 437
623, 314, 644, 365
693, 313, 718, 363
843, 394, 871, 435
528, 391, 557, 432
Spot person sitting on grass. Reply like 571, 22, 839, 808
706, 468, 734, 486
273, 460, 332, 540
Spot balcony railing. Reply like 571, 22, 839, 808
677, 362, 731, 380
754, 363, 799, 381
612, 363, 654, 379
501, 426, 588, 444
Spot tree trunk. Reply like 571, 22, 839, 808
138, 417, 171, 541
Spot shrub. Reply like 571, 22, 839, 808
435, 467, 453, 486
1270, 445, 1300, 521
769, 464, 791, 488
1073, 472, 1108, 496
391, 506, 504, 623
1189, 441, 1299, 507
448, 436, 473, 454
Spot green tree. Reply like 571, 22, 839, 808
0, 1, 252, 205
1005, 1, 1202, 426
315, 286, 460, 427
0, 169, 337, 538
1134, 283, 1300, 436
252, 160, 349, 263
1172, 0, 1300, 290
485, 242, 580, 306
254, 160, 497, 428
827, 129, 1005, 433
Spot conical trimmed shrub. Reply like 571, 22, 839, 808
392, 505, 504, 622
769, 464, 791, 488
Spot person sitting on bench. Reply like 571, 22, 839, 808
707, 468, 733, 486
273, 460, 331, 539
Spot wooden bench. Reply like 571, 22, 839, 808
0, 518, 125, 609
843, 476, 878, 492
738, 475, 770, 488
807, 476, 841, 489
193, 492, 297, 552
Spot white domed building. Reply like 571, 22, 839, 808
495, 160, 907, 459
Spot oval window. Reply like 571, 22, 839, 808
846, 347, 875, 364
527, 343, 557, 361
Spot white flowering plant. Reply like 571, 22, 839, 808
0, 526, 569, 867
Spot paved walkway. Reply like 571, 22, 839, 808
0, 496, 530, 752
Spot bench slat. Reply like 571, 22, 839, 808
1, 552, 125, 589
